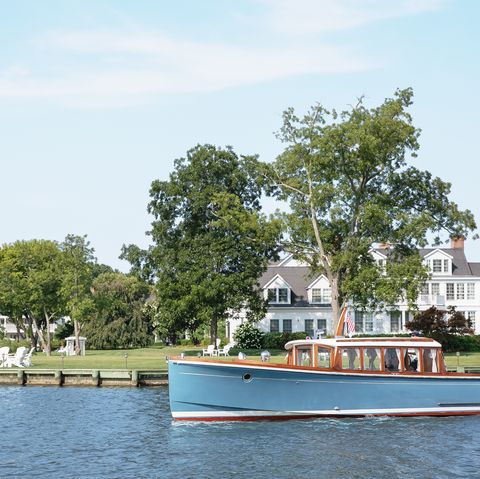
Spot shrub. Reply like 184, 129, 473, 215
263, 332, 308, 349
233, 323, 264, 349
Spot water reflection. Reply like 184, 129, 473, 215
0, 386, 479, 478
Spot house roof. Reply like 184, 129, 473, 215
260, 248, 480, 308
259, 266, 319, 307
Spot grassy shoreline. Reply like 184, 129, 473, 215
14, 347, 480, 370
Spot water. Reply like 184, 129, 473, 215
1, 386, 480, 479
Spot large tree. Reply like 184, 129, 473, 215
124, 144, 281, 342
0, 240, 64, 354
59, 234, 96, 355
261, 88, 476, 332
83, 272, 153, 349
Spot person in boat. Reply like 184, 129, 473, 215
384, 348, 399, 371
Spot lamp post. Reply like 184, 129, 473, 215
124, 352, 128, 369
456, 351, 460, 368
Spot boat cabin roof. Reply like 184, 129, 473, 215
284, 336, 441, 350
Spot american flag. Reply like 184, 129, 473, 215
346, 312, 355, 336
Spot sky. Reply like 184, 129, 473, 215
1, 0, 479, 271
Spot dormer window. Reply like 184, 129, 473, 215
267, 288, 290, 304
311, 288, 331, 304
426, 256, 450, 274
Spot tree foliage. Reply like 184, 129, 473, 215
124, 144, 282, 342
406, 306, 473, 337
260, 88, 476, 330
83, 272, 154, 349
0, 240, 64, 354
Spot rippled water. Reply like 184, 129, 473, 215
1, 386, 480, 478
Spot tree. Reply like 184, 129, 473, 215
124, 144, 281, 343
83, 272, 153, 349
0, 240, 64, 354
59, 235, 96, 355
406, 306, 473, 336
261, 88, 476, 332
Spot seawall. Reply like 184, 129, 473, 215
0, 368, 168, 387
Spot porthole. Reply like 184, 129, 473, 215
242, 373, 253, 383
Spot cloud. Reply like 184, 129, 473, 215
0, 31, 372, 107
0, 0, 445, 108
260, 0, 445, 35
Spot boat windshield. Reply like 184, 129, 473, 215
296, 346, 312, 366
317, 347, 331, 368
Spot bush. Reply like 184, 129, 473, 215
263, 332, 309, 349
0, 339, 31, 352
233, 323, 264, 349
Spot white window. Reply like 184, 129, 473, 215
267, 288, 290, 304
432, 259, 442, 272
355, 311, 374, 333
443, 259, 449, 273
311, 288, 331, 304
457, 283, 465, 300
282, 319, 292, 333
305, 319, 314, 337
390, 311, 401, 332
425, 259, 431, 271
420, 283, 429, 295
270, 319, 279, 333
431, 283, 440, 296
467, 283, 475, 300
446, 283, 455, 300
467, 311, 476, 330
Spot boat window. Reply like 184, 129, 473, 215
296, 347, 312, 367
341, 348, 360, 370
423, 348, 438, 373
404, 349, 419, 372
317, 347, 331, 368
364, 348, 381, 371
384, 348, 401, 372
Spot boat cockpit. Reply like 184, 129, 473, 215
285, 337, 446, 374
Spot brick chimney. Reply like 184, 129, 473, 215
451, 236, 465, 249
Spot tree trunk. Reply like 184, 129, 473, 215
31, 316, 48, 354
74, 319, 81, 355
210, 316, 218, 345
44, 309, 51, 356
331, 276, 341, 336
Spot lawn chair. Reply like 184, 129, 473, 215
217, 343, 233, 357
2, 346, 28, 368
22, 347, 35, 367
0, 347, 10, 367
202, 344, 216, 356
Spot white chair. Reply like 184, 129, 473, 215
22, 347, 35, 367
2, 346, 28, 368
202, 344, 215, 356
0, 347, 10, 367
217, 343, 233, 356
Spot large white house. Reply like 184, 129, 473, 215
227, 238, 480, 340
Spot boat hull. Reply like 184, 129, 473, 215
168, 359, 480, 421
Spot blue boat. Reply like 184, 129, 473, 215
168, 336, 480, 421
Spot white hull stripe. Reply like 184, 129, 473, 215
172, 406, 480, 419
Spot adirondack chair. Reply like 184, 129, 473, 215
22, 347, 35, 367
202, 344, 216, 356
2, 346, 28, 368
217, 343, 233, 356
0, 346, 10, 367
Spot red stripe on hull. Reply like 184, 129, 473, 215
174, 411, 480, 422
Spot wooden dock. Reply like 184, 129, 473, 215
0, 368, 168, 387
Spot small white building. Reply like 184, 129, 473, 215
227, 238, 480, 340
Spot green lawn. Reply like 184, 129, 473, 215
20, 347, 480, 370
